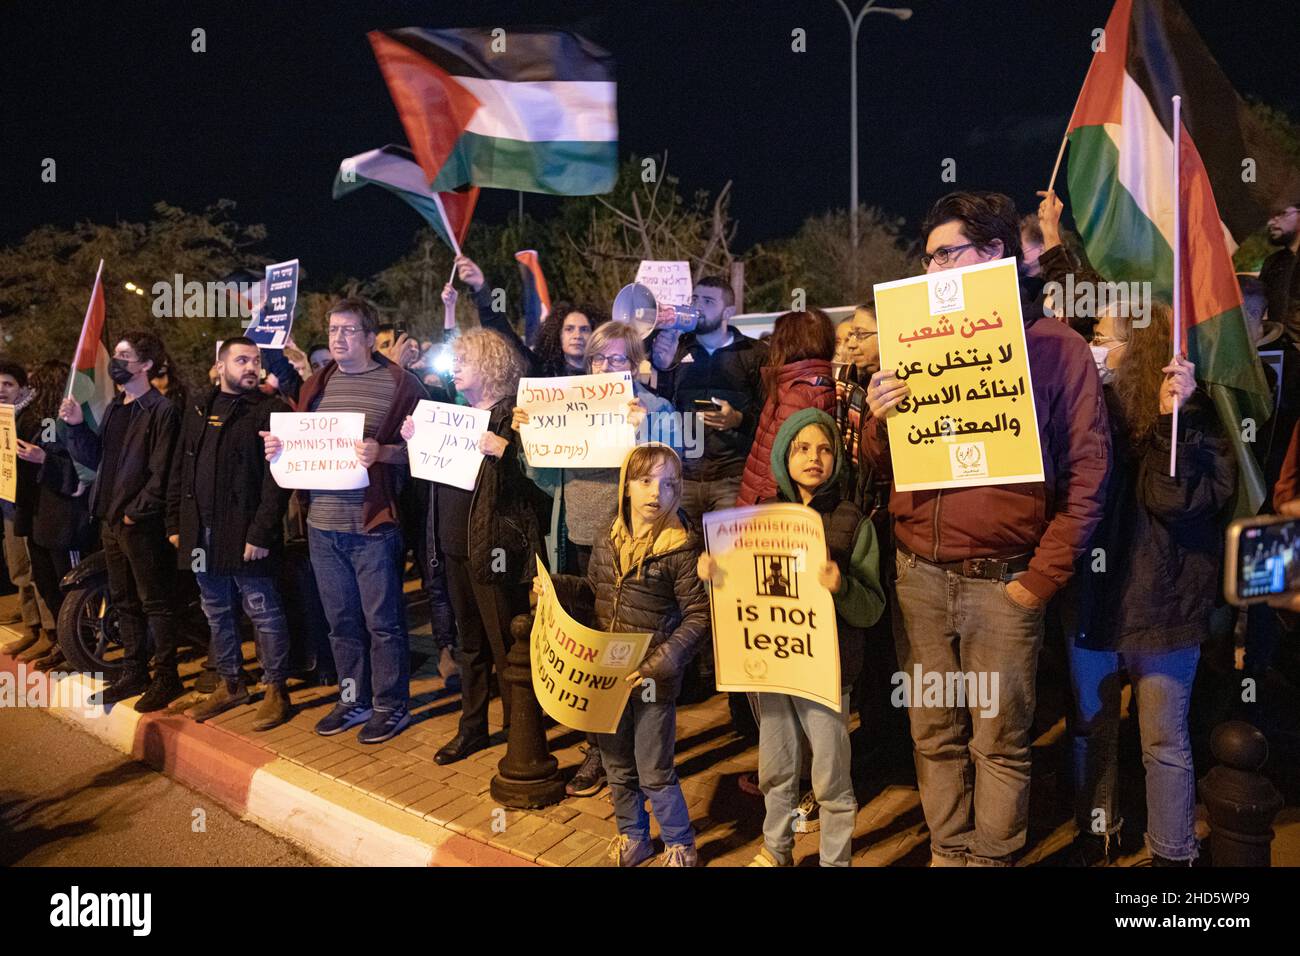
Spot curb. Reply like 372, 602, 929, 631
0, 651, 535, 867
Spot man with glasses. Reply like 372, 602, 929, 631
263, 298, 425, 743
61, 331, 182, 711
862, 191, 1110, 866
650, 276, 768, 523
1261, 201, 1300, 344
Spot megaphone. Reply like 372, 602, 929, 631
612, 283, 702, 338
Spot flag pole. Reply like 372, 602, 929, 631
1046, 129, 1069, 196
65, 258, 105, 402
1170, 95, 1182, 478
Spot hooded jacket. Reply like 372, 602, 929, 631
737, 358, 837, 507
765, 407, 886, 688
549, 445, 711, 700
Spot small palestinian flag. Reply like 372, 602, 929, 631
367, 27, 617, 196
514, 250, 552, 349
333, 144, 478, 250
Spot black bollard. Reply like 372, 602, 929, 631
1197, 720, 1283, 867
489, 612, 566, 808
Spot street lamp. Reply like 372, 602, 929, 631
835, 1, 912, 253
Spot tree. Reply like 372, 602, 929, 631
1233, 101, 1300, 272
0, 200, 268, 387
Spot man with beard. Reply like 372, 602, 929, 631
61, 331, 180, 710
650, 276, 768, 523
167, 338, 295, 729
1261, 200, 1300, 344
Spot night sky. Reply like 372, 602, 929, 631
3, 0, 1297, 284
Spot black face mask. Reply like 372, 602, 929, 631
108, 358, 136, 385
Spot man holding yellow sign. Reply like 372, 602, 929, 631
862, 191, 1109, 868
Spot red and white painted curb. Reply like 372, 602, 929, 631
0, 650, 532, 867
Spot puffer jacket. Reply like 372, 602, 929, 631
737, 358, 837, 507
549, 449, 711, 700
763, 407, 886, 687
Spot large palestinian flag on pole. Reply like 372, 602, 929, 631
333, 144, 479, 251
367, 27, 617, 196
1064, 0, 1296, 511
65, 259, 115, 433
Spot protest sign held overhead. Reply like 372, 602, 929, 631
406, 400, 489, 490
634, 260, 692, 308
517, 371, 637, 468
247, 259, 299, 349
268, 411, 369, 490
874, 257, 1043, 492
703, 504, 841, 712
531, 558, 651, 734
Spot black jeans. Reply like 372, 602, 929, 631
101, 517, 177, 676
27, 540, 73, 623
442, 554, 526, 740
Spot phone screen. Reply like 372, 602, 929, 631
1237, 518, 1300, 600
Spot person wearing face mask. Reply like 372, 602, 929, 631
60, 332, 182, 711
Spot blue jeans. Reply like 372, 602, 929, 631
758, 690, 855, 866
308, 524, 409, 713
195, 568, 291, 685
892, 550, 1046, 866
597, 695, 693, 847
1067, 641, 1200, 861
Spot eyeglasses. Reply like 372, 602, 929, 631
328, 325, 364, 339
921, 242, 977, 269
846, 330, 877, 341
590, 354, 631, 369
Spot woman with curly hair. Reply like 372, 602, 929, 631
401, 328, 550, 765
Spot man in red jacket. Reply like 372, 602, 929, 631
863, 191, 1110, 866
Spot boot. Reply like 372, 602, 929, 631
96, 668, 149, 706
251, 682, 291, 731
33, 645, 67, 672
185, 678, 251, 722
135, 670, 184, 713
16, 629, 56, 663
0, 625, 40, 657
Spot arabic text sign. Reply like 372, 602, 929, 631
248, 258, 299, 349
874, 257, 1043, 491
0, 405, 16, 503
268, 411, 369, 490
407, 400, 489, 490
531, 557, 652, 733
703, 504, 841, 711
634, 260, 693, 307
518, 371, 637, 469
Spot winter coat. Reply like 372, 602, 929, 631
549, 449, 711, 700
763, 407, 885, 687
737, 358, 836, 507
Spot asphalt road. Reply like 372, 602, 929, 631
0, 706, 321, 867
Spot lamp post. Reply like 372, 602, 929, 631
834, 1, 913, 253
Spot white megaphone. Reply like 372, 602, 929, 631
612, 283, 702, 339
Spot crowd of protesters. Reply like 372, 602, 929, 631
3, 190, 1300, 868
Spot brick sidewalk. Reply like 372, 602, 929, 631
6, 584, 1300, 867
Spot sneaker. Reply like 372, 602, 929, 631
315, 703, 374, 736
135, 671, 184, 713
185, 679, 251, 722
661, 843, 699, 867
566, 746, 607, 796
94, 670, 149, 706
792, 790, 820, 833
357, 707, 412, 744
607, 834, 655, 867
747, 846, 790, 867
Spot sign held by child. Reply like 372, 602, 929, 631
702, 503, 842, 711
531, 557, 652, 734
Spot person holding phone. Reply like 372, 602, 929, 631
1063, 302, 1235, 867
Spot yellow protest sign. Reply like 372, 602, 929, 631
702, 504, 841, 712
530, 557, 652, 734
874, 257, 1043, 491
0, 405, 16, 503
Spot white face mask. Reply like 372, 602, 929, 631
1090, 342, 1120, 383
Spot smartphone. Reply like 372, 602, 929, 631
693, 398, 721, 413
394, 322, 409, 337
1224, 514, 1300, 606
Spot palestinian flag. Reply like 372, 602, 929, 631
367, 27, 617, 196
514, 250, 551, 348
1065, 0, 1292, 511
65, 260, 115, 433
333, 144, 479, 251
